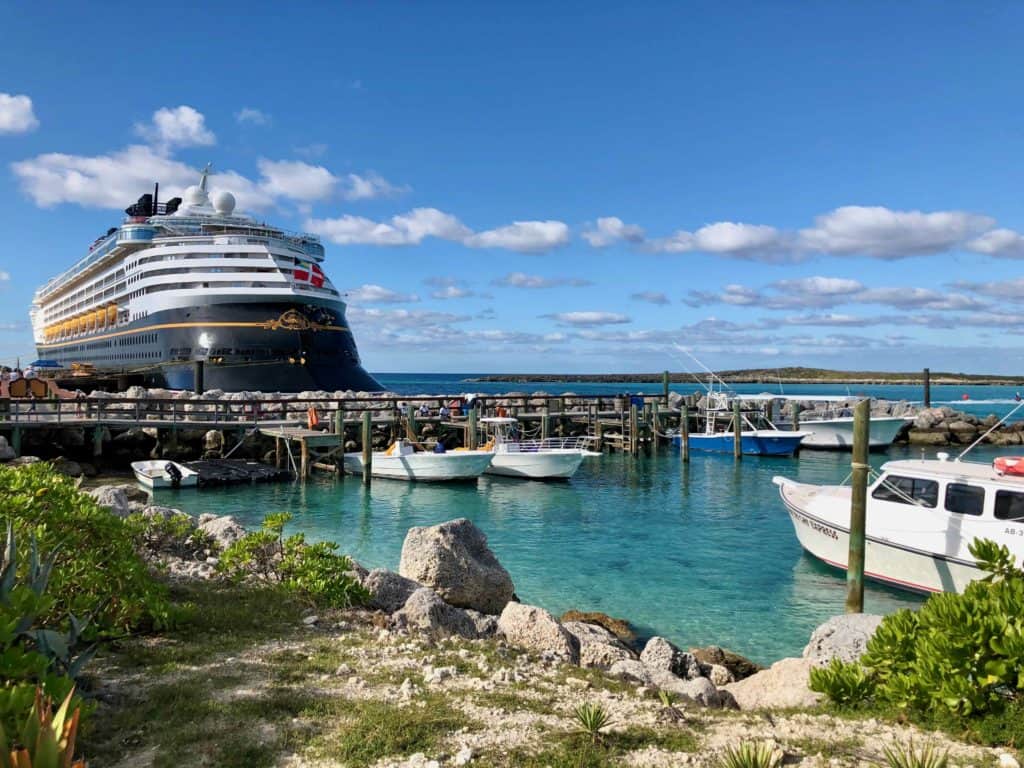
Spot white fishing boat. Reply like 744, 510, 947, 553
772, 453, 1024, 594
131, 460, 199, 489
342, 439, 494, 481
479, 417, 587, 479
747, 395, 910, 450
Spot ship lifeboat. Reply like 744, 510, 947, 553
95, 307, 106, 328
107, 304, 118, 325
993, 456, 1024, 476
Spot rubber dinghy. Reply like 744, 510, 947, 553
342, 439, 494, 481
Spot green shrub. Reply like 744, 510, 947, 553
0, 687, 86, 768
0, 463, 170, 632
218, 514, 368, 609
882, 740, 948, 768
811, 538, 1024, 717
718, 741, 781, 768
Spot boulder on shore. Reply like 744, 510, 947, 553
803, 614, 882, 666
393, 587, 479, 639
560, 610, 636, 647
197, 515, 247, 550
639, 636, 701, 680
690, 645, 763, 681
363, 569, 421, 614
399, 518, 514, 614
88, 485, 130, 517
724, 657, 820, 710
563, 621, 636, 669
497, 602, 579, 664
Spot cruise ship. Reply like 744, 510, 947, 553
30, 166, 381, 392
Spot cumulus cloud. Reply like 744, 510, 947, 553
953, 278, 1024, 302
630, 291, 670, 305
134, 105, 215, 148
582, 216, 645, 247
0, 93, 39, 134
342, 172, 409, 201
257, 158, 337, 201
306, 208, 471, 246
345, 284, 420, 304
235, 107, 270, 125
424, 276, 481, 300
966, 228, 1024, 259
0, 271, 9, 281
464, 220, 570, 254
491, 272, 593, 289
542, 311, 632, 327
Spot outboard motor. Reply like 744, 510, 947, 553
165, 462, 183, 488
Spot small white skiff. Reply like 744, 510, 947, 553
773, 455, 1024, 594
479, 418, 587, 479
131, 460, 199, 489
342, 439, 493, 481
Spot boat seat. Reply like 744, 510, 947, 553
29, 379, 48, 397
8, 379, 28, 398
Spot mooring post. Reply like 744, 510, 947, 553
406, 403, 417, 441
652, 401, 660, 453
680, 404, 690, 463
846, 398, 871, 613
663, 370, 670, 405
923, 367, 931, 409
629, 403, 639, 456
541, 405, 550, 441
595, 419, 604, 452
792, 403, 801, 433
300, 437, 309, 480
361, 410, 372, 486
275, 436, 282, 470
334, 407, 343, 436
732, 400, 742, 461
468, 406, 478, 450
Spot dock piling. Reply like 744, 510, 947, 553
629, 403, 639, 456
680, 404, 690, 463
846, 399, 871, 613
361, 411, 372, 486
662, 370, 670, 405
652, 401, 660, 453
468, 406, 478, 450
732, 400, 742, 461
406, 403, 418, 442
923, 368, 931, 409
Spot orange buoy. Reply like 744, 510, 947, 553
994, 456, 1024, 476
307, 406, 320, 429
962, 393, 970, 401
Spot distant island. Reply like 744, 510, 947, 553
466, 367, 1024, 385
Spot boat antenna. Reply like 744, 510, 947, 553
673, 345, 731, 392
956, 400, 1024, 460
776, 368, 785, 395
666, 346, 712, 392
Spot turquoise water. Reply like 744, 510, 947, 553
152, 442, 1011, 665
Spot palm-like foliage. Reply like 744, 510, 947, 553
718, 741, 782, 768
573, 702, 616, 744
882, 741, 949, 768
0, 688, 85, 768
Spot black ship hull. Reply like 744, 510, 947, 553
36, 298, 381, 393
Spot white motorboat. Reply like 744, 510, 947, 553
131, 460, 199, 489
479, 417, 587, 479
342, 439, 494, 481
772, 454, 1024, 594
750, 395, 910, 450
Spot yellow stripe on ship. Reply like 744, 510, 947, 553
39, 320, 348, 349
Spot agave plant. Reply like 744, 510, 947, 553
718, 741, 782, 768
0, 687, 85, 768
573, 702, 616, 745
882, 740, 949, 768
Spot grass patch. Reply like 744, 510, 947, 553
786, 734, 864, 759
474, 689, 558, 716
308, 694, 476, 766
486, 727, 699, 767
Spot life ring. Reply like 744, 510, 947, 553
307, 407, 320, 429
993, 456, 1024, 476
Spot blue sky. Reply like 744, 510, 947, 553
2, 2, 1024, 374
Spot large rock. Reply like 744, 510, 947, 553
0, 436, 15, 462
647, 669, 723, 707
724, 657, 820, 710
907, 429, 950, 446
803, 614, 883, 666
197, 515, 247, 550
640, 636, 701, 680
399, 518, 514, 614
363, 569, 422, 613
88, 485, 130, 517
393, 587, 478, 639
560, 610, 636, 647
563, 621, 636, 669
608, 659, 651, 685
690, 645, 762, 681
497, 602, 579, 664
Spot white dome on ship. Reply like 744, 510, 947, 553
212, 190, 236, 215
184, 184, 208, 206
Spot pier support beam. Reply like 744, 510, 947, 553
680, 404, 690, 463
406, 403, 418, 442
732, 400, 742, 461
663, 370, 670, 405
629, 404, 639, 456
541, 406, 550, 441
300, 438, 309, 480
846, 399, 871, 614
923, 368, 931, 409
468, 407, 478, 450
652, 402, 660, 453
361, 411, 372, 486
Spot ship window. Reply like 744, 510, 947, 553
994, 490, 1024, 522
945, 483, 984, 516
871, 475, 938, 508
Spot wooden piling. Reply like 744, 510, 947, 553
335, 407, 344, 436
680, 404, 690, 463
663, 370, 670, 405
300, 438, 310, 479
595, 419, 604, 451
652, 402, 660, 453
468, 406, 478, 450
732, 400, 742, 460
275, 437, 282, 469
923, 368, 931, 409
846, 399, 871, 613
629, 404, 639, 456
361, 411, 372, 486
406, 403, 417, 441
792, 403, 801, 433
541, 405, 550, 441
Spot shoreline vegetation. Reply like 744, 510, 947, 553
1, 462, 1022, 766
466, 367, 1024, 385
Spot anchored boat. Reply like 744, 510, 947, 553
342, 439, 494, 482
131, 460, 198, 489
746, 394, 910, 450
479, 417, 587, 479
673, 392, 809, 456
773, 454, 1024, 594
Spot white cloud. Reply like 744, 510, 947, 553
0, 271, 9, 281
342, 172, 409, 201
0, 93, 39, 134
257, 158, 337, 201
492, 272, 592, 289
648, 222, 785, 258
464, 220, 570, 254
630, 291, 670, 305
134, 105, 215, 148
798, 206, 993, 259
306, 208, 471, 246
966, 228, 1024, 259
542, 311, 632, 327
345, 284, 420, 304
582, 216, 645, 247
424, 277, 482, 300
235, 107, 270, 126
